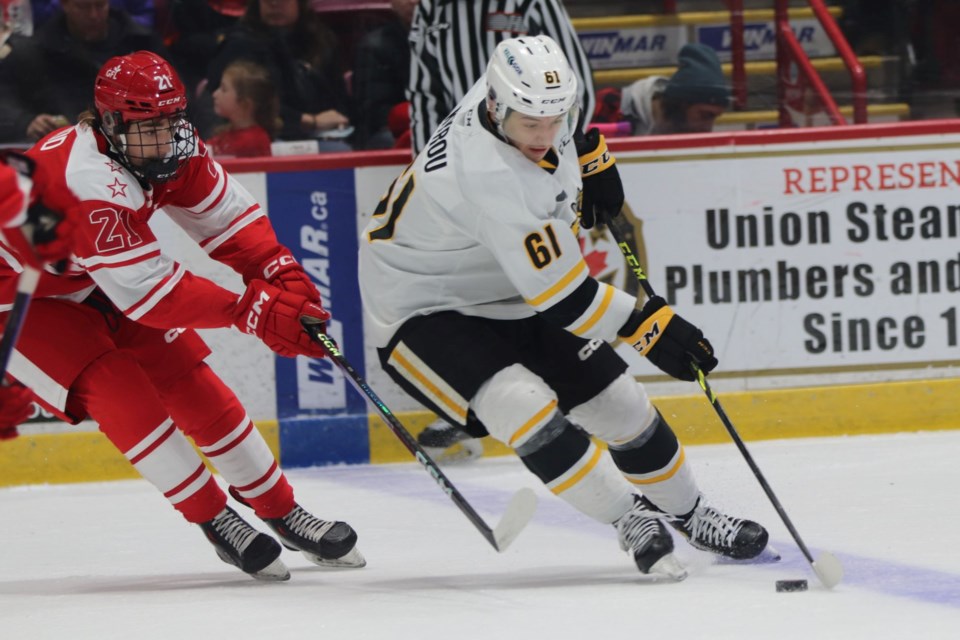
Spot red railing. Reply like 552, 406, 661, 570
807, 0, 867, 123
774, 0, 867, 126
776, 1, 845, 126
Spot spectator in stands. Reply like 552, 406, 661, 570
620, 43, 730, 135
351, 0, 417, 150
0, 0, 169, 143
31, 0, 155, 29
168, 0, 245, 94
206, 0, 352, 142
208, 59, 277, 157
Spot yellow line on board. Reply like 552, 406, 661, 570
370, 378, 960, 463
0, 421, 280, 488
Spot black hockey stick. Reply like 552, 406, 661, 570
606, 215, 843, 589
0, 265, 41, 379
300, 318, 537, 552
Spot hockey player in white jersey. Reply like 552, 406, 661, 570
359, 36, 775, 578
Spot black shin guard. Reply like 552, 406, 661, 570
608, 410, 680, 475
515, 414, 591, 484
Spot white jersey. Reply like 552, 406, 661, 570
359, 79, 637, 347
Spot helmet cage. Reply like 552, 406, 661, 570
108, 112, 197, 183
95, 51, 195, 183
485, 36, 579, 138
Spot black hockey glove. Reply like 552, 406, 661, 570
576, 127, 624, 229
618, 296, 718, 381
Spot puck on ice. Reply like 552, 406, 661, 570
775, 579, 808, 592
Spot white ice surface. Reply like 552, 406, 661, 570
1, 431, 958, 640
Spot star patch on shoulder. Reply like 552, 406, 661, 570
107, 177, 128, 198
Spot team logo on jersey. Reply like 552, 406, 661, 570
106, 177, 128, 198
104, 160, 123, 173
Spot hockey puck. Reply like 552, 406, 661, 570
775, 579, 808, 593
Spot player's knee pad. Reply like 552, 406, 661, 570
607, 409, 681, 477
567, 373, 657, 444
470, 363, 559, 448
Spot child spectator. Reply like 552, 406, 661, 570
208, 59, 276, 157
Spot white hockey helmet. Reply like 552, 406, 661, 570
486, 35, 579, 132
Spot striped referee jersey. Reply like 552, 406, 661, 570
408, 0, 595, 153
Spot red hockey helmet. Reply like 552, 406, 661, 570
94, 51, 196, 182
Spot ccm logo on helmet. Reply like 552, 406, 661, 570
158, 97, 182, 107
541, 98, 567, 104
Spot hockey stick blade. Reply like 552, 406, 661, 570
812, 551, 844, 589
300, 318, 537, 552
492, 487, 537, 552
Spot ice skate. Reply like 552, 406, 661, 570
417, 420, 483, 464
614, 496, 687, 581
263, 504, 367, 569
199, 506, 290, 581
670, 495, 771, 560
229, 487, 366, 568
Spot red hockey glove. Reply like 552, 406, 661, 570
618, 296, 718, 381
234, 280, 330, 358
247, 247, 320, 302
576, 127, 624, 230
0, 383, 34, 441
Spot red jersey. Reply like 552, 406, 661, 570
0, 125, 287, 331
0, 163, 30, 228
208, 126, 273, 159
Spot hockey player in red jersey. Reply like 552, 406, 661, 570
0, 150, 76, 440
0, 51, 364, 580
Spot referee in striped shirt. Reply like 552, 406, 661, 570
408, 0, 595, 153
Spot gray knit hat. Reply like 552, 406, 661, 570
662, 43, 730, 106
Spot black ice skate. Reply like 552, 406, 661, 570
417, 420, 483, 464
199, 506, 290, 581
229, 487, 366, 569
671, 495, 770, 560
614, 495, 686, 580
263, 504, 366, 568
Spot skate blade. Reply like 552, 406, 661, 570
646, 553, 688, 582
301, 546, 367, 569
715, 544, 782, 565
250, 557, 291, 582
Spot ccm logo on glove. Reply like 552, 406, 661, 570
262, 254, 296, 280
244, 290, 271, 335
619, 296, 718, 381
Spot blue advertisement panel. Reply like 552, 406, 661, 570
578, 27, 684, 69
697, 21, 834, 62
266, 169, 367, 420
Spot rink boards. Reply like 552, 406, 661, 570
5, 120, 960, 486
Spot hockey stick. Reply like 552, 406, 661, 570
606, 215, 843, 589
300, 318, 537, 552
0, 265, 41, 379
